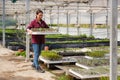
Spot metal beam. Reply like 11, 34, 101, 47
76, 2, 80, 35
110, 0, 118, 80
2, 0, 5, 47
26, 0, 30, 61
66, 11, 69, 34
0, 5, 111, 9
76, 2, 79, 25
106, 0, 109, 39
89, 10, 94, 36
0, 1, 119, 15
57, 6, 60, 31
43, 8, 46, 21
49, 7, 52, 27
1, 5, 120, 15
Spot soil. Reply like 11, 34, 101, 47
0, 46, 55, 80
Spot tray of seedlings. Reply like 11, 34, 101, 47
39, 50, 76, 68
69, 65, 120, 79
75, 56, 109, 69
28, 28, 60, 35
52, 48, 91, 56
69, 66, 109, 79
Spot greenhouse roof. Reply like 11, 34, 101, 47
0, 0, 120, 16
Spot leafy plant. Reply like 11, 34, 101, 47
0, 29, 17, 34
100, 76, 109, 80
77, 57, 109, 67
96, 24, 106, 28
57, 75, 73, 80
79, 34, 87, 39
86, 39, 109, 43
77, 57, 120, 67
41, 50, 62, 61
72, 68, 99, 75
100, 76, 120, 80
88, 35, 95, 39
16, 29, 26, 44
86, 51, 107, 58
46, 34, 71, 38
15, 51, 26, 57
117, 76, 120, 80
46, 40, 82, 44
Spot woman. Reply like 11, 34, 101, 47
27, 9, 49, 73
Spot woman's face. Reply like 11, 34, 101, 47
36, 12, 43, 20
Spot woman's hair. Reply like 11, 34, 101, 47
36, 9, 43, 15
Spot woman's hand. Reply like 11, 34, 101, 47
27, 29, 33, 35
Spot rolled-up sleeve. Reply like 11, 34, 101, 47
27, 21, 34, 29
43, 21, 49, 28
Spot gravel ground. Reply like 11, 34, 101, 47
0, 46, 55, 80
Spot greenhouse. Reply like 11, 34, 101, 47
0, 0, 120, 80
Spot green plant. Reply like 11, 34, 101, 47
41, 51, 62, 61
46, 34, 70, 38
9, 42, 23, 45
0, 29, 17, 34
80, 24, 89, 28
96, 24, 106, 28
77, 57, 109, 67
16, 51, 26, 57
86, 39, 109, 43
118, 76, 120, 80
118, 24, 120, 28
46, 39, 109, 45
79, 34, 87, 39
100, 76, 109, 80
88, 35, 95, 39
100, 76, 120, 80
46, 40, 83, 44
48, 24, 58, 26
57, 75, 73, 80
86, 51, 107, 58
16, 29, 27, 44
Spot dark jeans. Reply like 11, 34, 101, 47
32, 43, 44, 68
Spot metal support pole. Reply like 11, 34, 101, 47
76, 2, 79, 25
15, 12, 18, 28
66, 11, 69, 34
93, 13, 95, 29
57, 6, 60, 31
106, 0, 109, 39
90, 11, 94, 36
68, 13, 70, 34
43, 8, 46, 21
110, 0, 118, 80
49, 7, 52, 27
26, 0, 30, 61
76, 2, 80, 35
2, 0, 5, 47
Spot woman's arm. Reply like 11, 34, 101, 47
43, 21, 49, 28
27, 20, 34, 34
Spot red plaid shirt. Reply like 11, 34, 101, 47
27, 19, 49, 44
